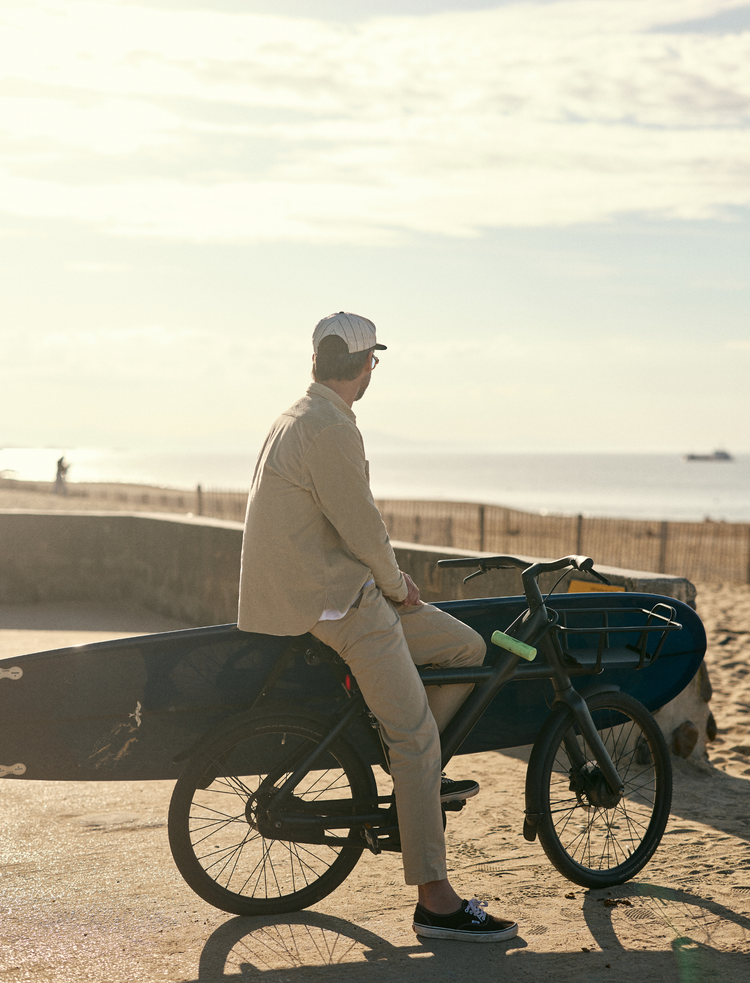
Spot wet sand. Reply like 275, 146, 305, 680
0, 585, 748, 981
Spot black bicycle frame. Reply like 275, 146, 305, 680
260, 587, 625, 848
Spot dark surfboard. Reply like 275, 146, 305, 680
0, 593, 705, 782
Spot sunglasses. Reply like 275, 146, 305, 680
371, 353, 379, 370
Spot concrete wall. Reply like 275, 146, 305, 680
392, 543, 696, 607
0, 511, 244, 626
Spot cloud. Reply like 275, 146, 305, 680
0, 321, 306, 384
1, 0, 749, 242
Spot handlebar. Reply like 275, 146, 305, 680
437, 554, 612, 612
438, 554, 606, 578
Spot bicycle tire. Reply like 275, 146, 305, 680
168, 713, 375, 915
526, 691, 672, 888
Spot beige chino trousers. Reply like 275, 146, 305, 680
311, 583, 486, 885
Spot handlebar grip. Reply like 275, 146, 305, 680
437, 555, 528, 570
437, 557, 485, 568
567, 555, 612, 585
569, 555, 594, 572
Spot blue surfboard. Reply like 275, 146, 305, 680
0, 592, 705, 782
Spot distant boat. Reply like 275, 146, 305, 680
684, 449, 733, 462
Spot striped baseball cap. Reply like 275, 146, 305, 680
312, 312, 387, 354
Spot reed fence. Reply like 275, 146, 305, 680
0, 479, 194, 513
3, 478, 748, 583
0, 479, 250, 521
197, 485, 248, 522
190, 489, 750, 584
375, 499, 750, 585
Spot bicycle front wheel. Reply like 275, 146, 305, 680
526, 691, 672, 888
168, 714, 375, 915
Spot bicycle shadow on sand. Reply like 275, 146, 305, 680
187, 903, 750, 983
581, 881, 750, 948
668, 757, 750, 843
497, 746, 750, 846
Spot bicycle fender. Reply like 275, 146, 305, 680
571, 683, 621, 700
524, 701, 574, 819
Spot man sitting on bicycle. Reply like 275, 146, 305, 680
238, 312, 518, 943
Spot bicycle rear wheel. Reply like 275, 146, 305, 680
168, 714, 375, 915
526, 691, 672, 888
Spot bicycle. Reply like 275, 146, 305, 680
167, 553, 682, 916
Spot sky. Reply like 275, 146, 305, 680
1, 0, 749, 455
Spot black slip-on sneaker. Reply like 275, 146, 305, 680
413, 898, 518, 942
440, 775, 480, 803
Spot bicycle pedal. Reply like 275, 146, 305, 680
363, 826, 382, 855
442, 799, 465, 813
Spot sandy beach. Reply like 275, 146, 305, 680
0, 577, 748, 981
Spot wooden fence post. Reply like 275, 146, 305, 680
197, 484, 203, 516
576, 514, 583, 555
478, 505, 485, 552
658, 520, 668, 573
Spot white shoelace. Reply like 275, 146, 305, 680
465, 898, 489, 923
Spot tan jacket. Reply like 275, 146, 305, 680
237, 383, 408, 635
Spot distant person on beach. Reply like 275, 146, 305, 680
54, 456, 69, 495
238, 312, 518, 942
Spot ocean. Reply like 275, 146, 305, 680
2, 445, 749, 524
